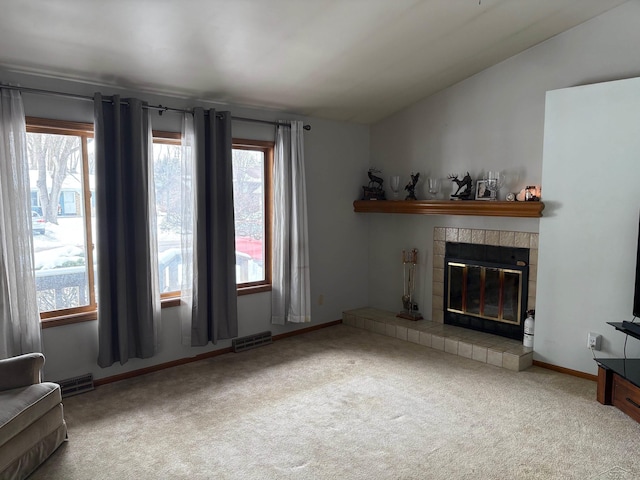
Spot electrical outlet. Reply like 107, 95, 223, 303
587, 332, 602, 351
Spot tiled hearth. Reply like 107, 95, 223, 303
342, 307, 533, 371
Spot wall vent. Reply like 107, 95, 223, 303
57, 373, 94, 398
232, 331, 272, 353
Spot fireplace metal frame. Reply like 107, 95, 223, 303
446, 261, 525, 324
444, 242, 529, 340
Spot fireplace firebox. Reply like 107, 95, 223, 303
444, 242, 529, 340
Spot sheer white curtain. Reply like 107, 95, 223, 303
0, 88, 42, 358
272, 121, 311, 324
180, 113, 196, 344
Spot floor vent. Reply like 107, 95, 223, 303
232, 331, 273, 353
57, 373, 94, 398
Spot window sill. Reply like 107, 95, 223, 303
40, 286, 271, 328
41, 310, 97, 329
238, 284, 272, 296
40, 297, 180, 329
160, 297, 181, 308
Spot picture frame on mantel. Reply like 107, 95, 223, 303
475, 180, 492, 200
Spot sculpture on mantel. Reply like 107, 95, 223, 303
362, 168, 386, 200
404, 172, 420, 200
448, 172, 474, 200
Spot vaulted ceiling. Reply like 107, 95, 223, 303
0, 0, 628, 124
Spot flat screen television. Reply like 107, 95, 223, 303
634, 215, 640, 318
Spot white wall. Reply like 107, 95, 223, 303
538, 77, 640, 373
368, 1, 640, 372
0, 69, 370, 381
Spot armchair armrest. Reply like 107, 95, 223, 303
0, 352, 45, 391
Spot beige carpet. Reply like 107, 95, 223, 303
31, 324, 640, 479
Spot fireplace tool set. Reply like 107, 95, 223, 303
397, 248, 423, 321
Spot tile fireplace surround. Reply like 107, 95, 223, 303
343, 227, 538, 371
432, 227, 539, 325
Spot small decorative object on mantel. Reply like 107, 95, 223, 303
525, 185, 541, 201
427, 177, 441, 199
475, 180, 492, 200
404, 172, 420, 200
389, 175, 401, 200
506, 192, 516, 202
483, 170, 505, 201
515, 185, 541, 201
362, 168, 386, 200
448, 172, 474, 200
397, 248, 423, 321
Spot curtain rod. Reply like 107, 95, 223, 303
1, 84, 311, 131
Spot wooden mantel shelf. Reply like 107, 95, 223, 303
353, 200, 544, 218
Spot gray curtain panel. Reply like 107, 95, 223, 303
189, 108, 238, 346
94, 93, 159, 367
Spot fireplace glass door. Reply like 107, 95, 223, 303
447, 262, 523, 325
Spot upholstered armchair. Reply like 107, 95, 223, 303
0, 353, 67, 480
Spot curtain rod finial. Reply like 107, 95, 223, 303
303, 124, 311, 131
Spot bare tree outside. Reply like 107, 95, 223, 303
151, 146, 265, 240
27, 133, 82, 223
27, 130, 93, 313
153, 143, 182, 233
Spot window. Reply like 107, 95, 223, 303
232, 140, 273, 294
27, 118, 273, 326
152, 131, 183, 301
152, 136, 273, 297
26, 117, 96, 324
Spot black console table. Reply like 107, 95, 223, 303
595, 322, 640, 423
